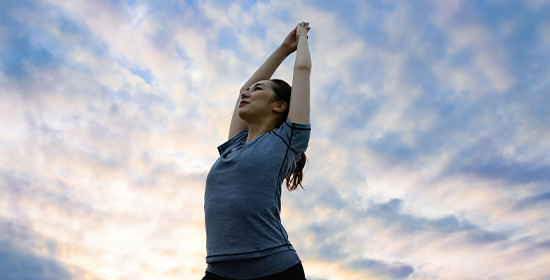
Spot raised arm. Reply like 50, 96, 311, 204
228, 47, 290, 139
228, 26, 304, 140
288, 22, 312, 125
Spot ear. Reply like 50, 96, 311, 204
272, 101, 287, 113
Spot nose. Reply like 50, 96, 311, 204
241, 91, 250, 99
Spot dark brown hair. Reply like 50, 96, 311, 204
270, 79, 308, 192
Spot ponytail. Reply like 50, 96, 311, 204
285, 152, 307, 191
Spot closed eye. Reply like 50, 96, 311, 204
245, 84, 263, 91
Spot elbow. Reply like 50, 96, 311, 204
294, 63, 312, 72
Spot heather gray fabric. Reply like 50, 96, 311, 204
204, 118, 311, 276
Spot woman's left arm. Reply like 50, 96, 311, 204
288, 22, 312, 125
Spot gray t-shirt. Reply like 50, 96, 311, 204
204, 118, 311, 266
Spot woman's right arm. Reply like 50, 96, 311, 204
228, 27, 300, 140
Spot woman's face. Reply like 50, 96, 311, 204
238, 80, 285, 122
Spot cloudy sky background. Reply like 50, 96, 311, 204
1, 0, 550, 279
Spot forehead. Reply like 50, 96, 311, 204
252, 80, 274, 89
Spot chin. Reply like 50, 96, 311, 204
237, 111, 251, 122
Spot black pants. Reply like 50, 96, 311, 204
201, 261, 306, 280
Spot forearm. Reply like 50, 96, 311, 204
240, 46, 292, 92
294, 37, 311, 71
288, 34, 311, 124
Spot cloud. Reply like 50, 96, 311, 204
514, 191, 550, 210
430, 0, 516, 93
347, 258, 414, 280
541, 22, 550, 47
524, 0, 550, 9
451, 155, 550, 185
0, 1, 65, 82
363, 199, 509, 242
0, 241, 74, 280
0, 221, 75, 280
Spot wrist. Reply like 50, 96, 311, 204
278, 45, 294, 56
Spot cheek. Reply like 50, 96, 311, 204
254, 92, 273, 105
248, 92, 275, 112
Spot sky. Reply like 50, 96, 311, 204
1, 0, 550, 279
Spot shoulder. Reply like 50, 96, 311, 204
270, 118, 311, 154
274, 118, 311, 136
217, 130, 248, 155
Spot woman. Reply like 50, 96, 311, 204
202, 22, 312, 280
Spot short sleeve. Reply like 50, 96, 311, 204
272, 118, 311, 154
217, 130, 248, 156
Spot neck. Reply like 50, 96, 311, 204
246, 119, 277, 143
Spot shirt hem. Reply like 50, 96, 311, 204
206, 245, 295, 263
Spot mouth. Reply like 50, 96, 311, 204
239, 101, 249, 107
